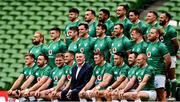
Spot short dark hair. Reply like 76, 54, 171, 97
114, 23, 124, 30
114, 51, 127, 58
25, 53, 35, 59
69, 7, 79, 14
79, 23, 89, 30
50, 27, 61, 33
161, 11, 172, 21
39, 54, 48, 62
131, 27, 143, 36
100, 8, 110, 18
97, 23, 107, 32
148, 10, 158, 18
130, 51, 139, 58
118, 4, 129, 12
69, 26, 79, 33
86, 9, 96, 16
129, 9, 140, 16
66, 51, 75, 57
94, 51, 105, 59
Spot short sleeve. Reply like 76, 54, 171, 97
159, 43, 169, 56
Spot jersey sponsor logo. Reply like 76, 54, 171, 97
80, 48, 84, 53
54, 76, 58, 81
37, 77, 41, 81
67, 75, 71, 80
97, 75, 101, 81
49, 50, 52, 55
147, 51, 151, 57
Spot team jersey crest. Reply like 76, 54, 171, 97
97, 75, 101, 81
147, 51, 151, 57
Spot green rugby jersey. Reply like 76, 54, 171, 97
64, 20, 81, 46
77, 36, 96, 64
68, 39, 79, 53
88, 20, 98, 37
135, 65, 155, 90
107, 63, 129, 81
46, 40, 67, 67
22, 64, 37, 79
146, 41, 169, 75
94, 36, 112, 62
111, 35, 132, 64
104, 19, 114, 36
162, 24, 178, 56
131, 40, 148, 54
146, 22, 161, 35
65, 62, 76, 81
115, 17, 132, 39
29, 44, 47, 60
93, 62, 112, 85
33, 65, 52, 82
50, 65, 66, 87
130, 20, 148, 37
127, 65, 138, 79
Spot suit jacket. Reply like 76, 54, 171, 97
70, 62, 93, 93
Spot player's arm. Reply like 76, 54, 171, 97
54, 75, 66, 92
63, 79, 71, 91
134, 75, 150, 92
171, 38, 179, 54
96, 73, 112, 90
28, 76, 49, 92
81, 76, 96, 91
9, 74, 24, 91
110, 75, 126, 89
37, 78, 52, 91
164, 53, 171, 70
20, 75, 35, 90
121, 76, 136, 92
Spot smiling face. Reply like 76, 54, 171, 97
76, 53, 85, 65
148, 28, 159, 42
55, 56, 64, 67
128, 53, 136, 66
146, 12, 156, 24
69, 12, 78, 22
50, 30, 60, 41
37, 55, 47, 68
116, 6, 126, 18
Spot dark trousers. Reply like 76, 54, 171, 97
61, 90, 79, 101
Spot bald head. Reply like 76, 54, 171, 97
137, 53, 147, 67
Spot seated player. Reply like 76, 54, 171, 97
111, 52, 138, 101
19, 54, 52, 101
79, 52, 112, 102
8, 53, 37, 99
50, 51, 76, 101
118, 54, 156, 101
36, 53, 67, 101
103, 52, 129, 101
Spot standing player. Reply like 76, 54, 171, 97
111, 24, 132, 65
77, 23, 96, 65
98, 8, 114, 36
159, 11, 179, 99
118, 54, 156, 101
64, 7, 81, 46
145, 11, 160, 39
85, 9, 97, 37
103, 52, 129, 101
115, 4, 132, 39
46, 27, 67, 68
79, 52, 111, 102
146, 28, 171, 101
129, 10, 147, 38
29, 32, 46, 60
131, 28, 148, 54
68, 26, 79, 53
8, 53, 36, 98
94, 23, 112, 62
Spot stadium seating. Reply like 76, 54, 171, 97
0, 0, 179, 91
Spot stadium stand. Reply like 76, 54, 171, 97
0, 0, 179, 95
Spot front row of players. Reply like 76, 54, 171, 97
8, 51, 157, 101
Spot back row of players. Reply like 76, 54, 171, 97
9, 5, 179, 101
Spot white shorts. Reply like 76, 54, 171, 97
154, 75, 166, 88
140, 90, 157, 101
170, 56, 176, 68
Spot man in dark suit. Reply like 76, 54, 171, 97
61, 52, 93, 101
